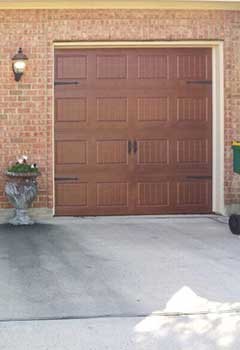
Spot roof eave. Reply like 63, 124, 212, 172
0, 1, 240, 10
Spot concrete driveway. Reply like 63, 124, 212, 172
0, 215, 240, 349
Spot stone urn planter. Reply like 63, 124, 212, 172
5, 171, 40, 225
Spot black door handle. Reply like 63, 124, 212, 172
128, 140, 132, 154
133, 140, 138, 154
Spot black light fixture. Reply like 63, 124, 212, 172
12, 48, 28, 81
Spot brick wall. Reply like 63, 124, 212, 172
0, 9, 239, 210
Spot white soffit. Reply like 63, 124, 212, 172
0, 0, 239, 10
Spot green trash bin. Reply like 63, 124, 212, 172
232, 143, 240, 174
229, 142, 240, 235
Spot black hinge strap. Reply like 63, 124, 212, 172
186, 80, 212, 85
186, 176, 212, 179
55, 177, 79, 181
54, 81, 79, 86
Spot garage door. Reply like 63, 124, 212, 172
54, 48, 212, 216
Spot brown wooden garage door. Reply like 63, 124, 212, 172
54, 48, 212, 216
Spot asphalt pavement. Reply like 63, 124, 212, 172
0, 215, 239, 349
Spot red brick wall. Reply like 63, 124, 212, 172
0, 9, 239, 210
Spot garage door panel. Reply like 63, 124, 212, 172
137, 97, 170, 122
55, 48, 212, 216
96, 182, 129, 208
176, 53, 211, 80
56, 55, 88, 80
55, 140, 88, 165
176, 180, 211, 210
56, 182, 88, 207
137, 182, 170, 207
137, 54, 170, 79
55, 98, 87, 122
96, 140, 128, 165
176, 138, 209, 166
136, 139, 170, 165
176, 96, 210, 122
97, 97, 128, 122
96, 55, 127, 79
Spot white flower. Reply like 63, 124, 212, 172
17, 158, 23, 164
22, 155, 28, 160
31, 164, 34, 168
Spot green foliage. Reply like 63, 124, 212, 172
8, 163, 38, 174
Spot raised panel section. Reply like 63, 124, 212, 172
138, 97, 169, 121
97, 140, 127, 164
97, 183, 128, 207
97, 55, 127, 79
138, 55, 169, 79
56, 141, 87, 164
56, 183, 88, 207
138, 139, 169, 164
177, 97, 208, 121
56, 98, 87, 122
97, 98, 127, 122
177, 181, 209, 206
137, 182, 170, 206
56, 56, 87, 79
177, 55, 208, 80
177, 139, 208, 164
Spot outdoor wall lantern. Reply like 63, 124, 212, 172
12, 48, 28, 81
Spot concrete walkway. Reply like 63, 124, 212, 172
0, 216, 240, 349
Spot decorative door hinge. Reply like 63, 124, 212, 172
54, 81, 79, 86
186, 80, 212, 85
186, 176, 212, 179
55, 176, 79, 181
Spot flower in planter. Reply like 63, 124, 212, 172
8, 155, 39, 174
17, 158, 24, 164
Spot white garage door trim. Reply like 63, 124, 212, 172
53, 40, 225, 215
